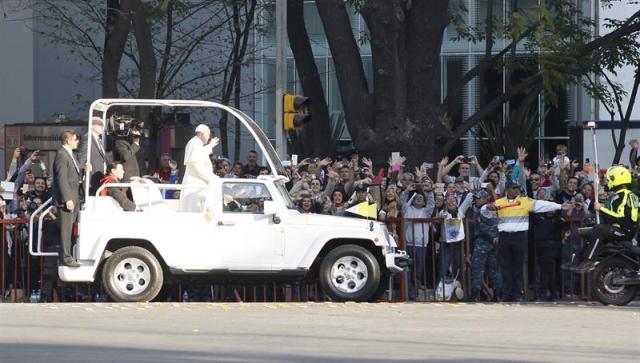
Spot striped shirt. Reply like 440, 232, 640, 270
482, 196, 563, 233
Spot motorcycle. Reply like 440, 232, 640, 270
580, 227, 640, 306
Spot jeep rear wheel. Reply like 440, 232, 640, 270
102, 246, 163, 302
319, 245, 381, 302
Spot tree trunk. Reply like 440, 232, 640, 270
102, 0, 131, 98
315, 0, 373, 148
131, 0, 157, 173
234, 60, 242, 162
287, 0, 331, 157
218, 0, 256, 161
316, 0, 453, 165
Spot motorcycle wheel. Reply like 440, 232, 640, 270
591, 257, 639, 306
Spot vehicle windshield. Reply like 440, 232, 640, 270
275, 180, 296, 209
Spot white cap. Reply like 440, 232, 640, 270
195, 124, 210, 134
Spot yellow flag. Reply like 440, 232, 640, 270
346, 202, 378, 219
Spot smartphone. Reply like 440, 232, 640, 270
506, 159, 516, 166
291, 154, 298, 166
481, 182, 491, 189
424, 163, 434, 169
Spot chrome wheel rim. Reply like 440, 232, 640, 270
112, 258, 151, 296
330, 256, 368, 294
602, 268, 625, 294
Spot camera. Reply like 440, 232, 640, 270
545, 160, 554, 168
108, 114, 145, 139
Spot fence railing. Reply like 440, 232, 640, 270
1, 214, 592, 303
384, 216, 592, 302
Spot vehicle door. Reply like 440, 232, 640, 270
214, 181, 285, 269
146, 184, 220, 270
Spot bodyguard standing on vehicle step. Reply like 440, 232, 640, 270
79, 117, 108, 195
52, 131, 82, 267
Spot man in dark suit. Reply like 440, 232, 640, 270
52, 131, 82, 267
79, 117, 108, 196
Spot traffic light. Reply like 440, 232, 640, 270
283, 94, 311, 131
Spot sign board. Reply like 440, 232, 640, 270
22, 124, 86, 150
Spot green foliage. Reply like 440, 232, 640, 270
448, 0, 639, 110
473, 104, 543, 160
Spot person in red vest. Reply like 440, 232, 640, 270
100, 162, 136, 211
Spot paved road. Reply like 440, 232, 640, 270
1, 302, 638, 362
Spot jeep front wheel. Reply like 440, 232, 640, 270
102, 246, 163, 302
319, 244, 381, 302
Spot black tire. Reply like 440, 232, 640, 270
369, 272, 391, 302
102, 246, 164, 303
319, 244, 381, 302
591, 257, 639, 306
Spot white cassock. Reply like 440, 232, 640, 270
179, 136, 218, 212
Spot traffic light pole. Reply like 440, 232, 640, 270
275, 0, 287, 159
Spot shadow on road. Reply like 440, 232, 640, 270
0, 343, 527, 363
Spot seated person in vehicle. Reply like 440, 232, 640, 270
100, 162, 137, 211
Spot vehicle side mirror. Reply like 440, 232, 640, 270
264, 200, 281, 224
264, 200, 278, 215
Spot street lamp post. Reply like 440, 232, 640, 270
275, 0, 287, 160
585, 121, 600, 224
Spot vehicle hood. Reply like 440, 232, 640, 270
298, 213, 373, 228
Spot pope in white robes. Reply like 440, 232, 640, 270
179, 124, 219, 212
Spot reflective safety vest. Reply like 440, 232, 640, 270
600, 189, 639, 231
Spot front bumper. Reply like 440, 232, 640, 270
385, 249, 411, 273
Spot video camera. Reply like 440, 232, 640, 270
108, 114, 145, 139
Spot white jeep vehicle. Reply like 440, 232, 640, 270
30, 99, 409, 302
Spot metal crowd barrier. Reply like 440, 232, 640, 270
1, 214, 592, 303
383, 216, 593, 302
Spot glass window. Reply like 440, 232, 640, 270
222, 182, 273, 214
304, 2, 326, 45
477, 0, 505, 30
275, 180, 296, 209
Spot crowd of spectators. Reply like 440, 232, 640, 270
277, 144, 613, 302
1, 130, 634, 302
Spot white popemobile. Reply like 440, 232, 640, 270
29, 99, 409, 302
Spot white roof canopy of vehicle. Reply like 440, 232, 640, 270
86, 99, 286, 200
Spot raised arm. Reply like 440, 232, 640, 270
470, 155, 484, 175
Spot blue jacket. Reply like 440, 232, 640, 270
473, 205, 499, 243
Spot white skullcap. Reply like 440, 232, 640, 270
195, 124, 210, 134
